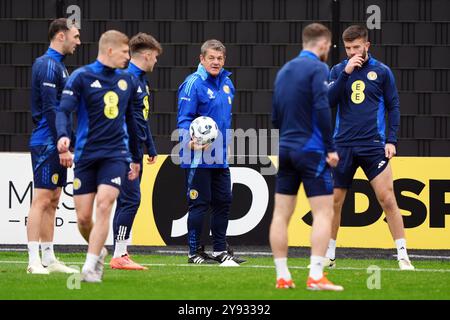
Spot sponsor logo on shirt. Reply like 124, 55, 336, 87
103, 91, 119, 119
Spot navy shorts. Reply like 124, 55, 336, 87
30, 144, 67, 189
73, 158, 128, 195
276, 149, 333, 197
184, 167, 232, 205
333, 145, 389, 189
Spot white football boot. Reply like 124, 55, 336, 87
27, 261, 50, 275
95, 247, 108, 279
81, 269, 102, 283
45, 259, 80, 274
398, 258, 415, 271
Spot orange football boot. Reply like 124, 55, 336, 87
276, 278, 296, 289
110, 254, 148, 270
306, 275, 343, 291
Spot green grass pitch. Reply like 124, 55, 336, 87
0, 252, 449, 300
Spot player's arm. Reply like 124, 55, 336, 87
177, 79, 206, 150
38, 60, 60, 143
125, 95, 141, 179
383, 67, 400, 159
144, 118, 157, 164
225, 80, 235, 146
327, 65, 349, 107
56, 72, 81, 149
56, 71, 82, 167
125, 95, 141, 164
142, 82, 157, 162
313, 65, 338, 167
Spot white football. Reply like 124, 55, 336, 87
189, 116, 219, 145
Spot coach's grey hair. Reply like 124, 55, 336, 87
200, 39, 226, 56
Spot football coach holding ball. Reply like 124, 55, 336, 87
176, 39, 245, 265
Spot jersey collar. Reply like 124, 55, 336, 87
46, 47, 65, 62
127, 61, 145, 78
299, 50, 319, 61
364, 53, 375, 66
92, 59, 117, 74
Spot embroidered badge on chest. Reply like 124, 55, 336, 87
118, 79, 128, 91
367, 71, 377, 81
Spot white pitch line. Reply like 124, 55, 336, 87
155, 250, 273, 256
0, 248, 27, 252
393, 254, 450, 260
0, 260, 449, 273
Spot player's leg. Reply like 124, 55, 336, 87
78, 184, 118, 282
74, 192, 97, 278
39, 188, 60, 246
370, 163, 414, 270
80, 159, 128, 282
72, 159, 104, 282
74, 193, 96, 242
209, 168, 245, 264
270, 193, 297, 288
112, 195, 121, 253
330, 188, 347, 241
325, 146, 356, 266
185, 168, 215, 264
360, 146, 414, 270
306, 194, 342, 291
88, 184, 120, 256
39, 192, 58, 266
37, 185, 76, 273
27, 146, 62, 274
27, 187, 56, 274
110, 163, 147, 270
325, 187, 347, 265
371, 164, 404, 238
303, 153, 343, 291
73, 160, 97, 242
209, 168, 230, 254
35, 153, 77, 273
112, 177, 137, 254
270, 149, 299, 288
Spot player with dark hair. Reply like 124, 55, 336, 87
326, 25, 414, 270
109, 33, 162, 270
27, 18, 80, 274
